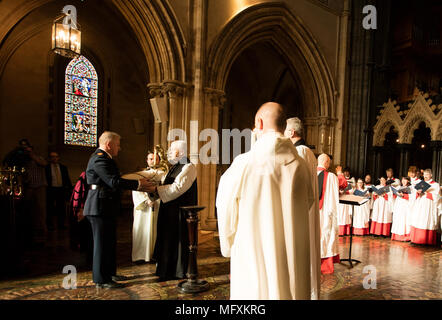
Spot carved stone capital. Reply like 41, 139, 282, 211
162, 80, 186, 98
147, 83, 163, 98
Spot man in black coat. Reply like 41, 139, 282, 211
83, 131, 150, 288
146, 140, 198, 281
45, 152, 72, 230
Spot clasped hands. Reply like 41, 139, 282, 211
137, 178, 159, 193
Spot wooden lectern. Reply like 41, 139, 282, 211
338, 194, 370, 268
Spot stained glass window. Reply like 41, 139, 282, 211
64, 55, 98, 147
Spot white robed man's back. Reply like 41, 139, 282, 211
216, 132, 314, 300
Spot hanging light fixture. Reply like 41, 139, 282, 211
51, 6, 81, 58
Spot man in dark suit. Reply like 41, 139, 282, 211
83, 131, 150, 289
45, 152, 72, 230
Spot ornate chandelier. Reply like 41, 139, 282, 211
51, 6, 81, 58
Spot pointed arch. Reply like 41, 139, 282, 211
402, 115, 433, 144
373, 120, 400, 147
112, 0, 186, 83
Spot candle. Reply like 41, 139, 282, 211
328, 135, 331, 145
321, 133, 324, 144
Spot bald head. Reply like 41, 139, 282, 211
254, 102, 286, 133
318, 153, 330, 169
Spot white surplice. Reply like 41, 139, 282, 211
216, 132, 314, 300
295, 144, 321, 300
131, 168, 166, 262
317, 170, 340, 260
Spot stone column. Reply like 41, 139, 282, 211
163, 81, 187, 135
200, 88, 225, 230
430, 141, 442, 183
397, 144, 412, 178
318, 117, 336, 156
372, 146, 383, 180
334, 0, 350, 167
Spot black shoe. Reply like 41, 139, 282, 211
95, 281, 123, 289
112, 275, 129, 282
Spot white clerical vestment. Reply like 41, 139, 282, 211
370, 186, 393, 236
295, 144, 321, 300
410, 180, 440, 245
317, 167, 340, 274
216, 132, 313, 300
132, 168, 166, 262
391, 191, 412, 241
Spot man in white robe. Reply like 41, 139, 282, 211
217, 102, 314, 300
285, 117, 321, 300
410, 169, 440, 245
131, 152, 166, 262
317, 154, 340, 274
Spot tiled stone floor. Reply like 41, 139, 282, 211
1, 214, 441, 300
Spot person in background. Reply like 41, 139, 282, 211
284, 117, 321, 300
343, 167, 356, 188
386, 168, 400, 187
370, 177, 393, 236
131, 151, 166, 263
69, 171, 93, 266
317, 154, 341, 274
352, 178, 370, 236
20, 141, 48, 247
364, 174, 374, 221
408, 166, 421, 186
391, 177, 412, 242
336, 166, 350, 236
410, 169, 440, 245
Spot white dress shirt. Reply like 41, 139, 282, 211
51, 163, 63, 187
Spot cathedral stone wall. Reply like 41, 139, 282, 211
0, 0, 152, 182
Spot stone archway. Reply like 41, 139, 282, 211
206, 2, 335, 118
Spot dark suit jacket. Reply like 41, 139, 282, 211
83, 148, 138, 217
45, 163, 72, 189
